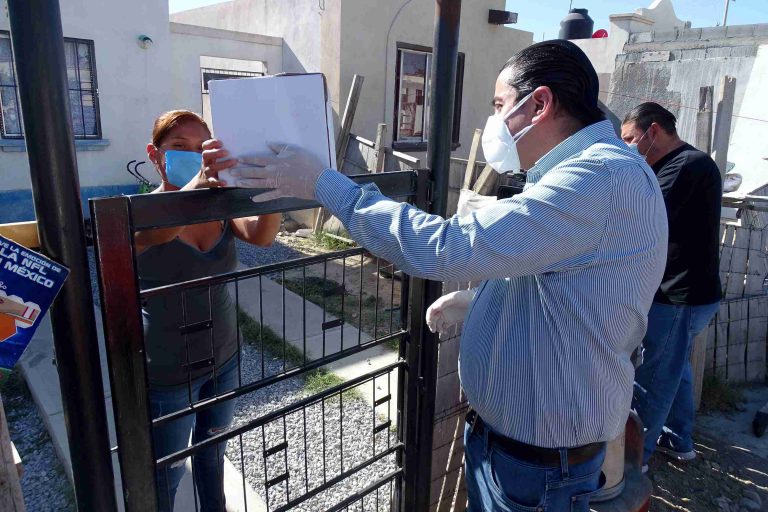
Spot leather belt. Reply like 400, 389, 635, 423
466, 410, 605, 467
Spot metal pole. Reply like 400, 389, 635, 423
722, 0, 731, 27
412, 1, 462, 510
6, 1, 118, 511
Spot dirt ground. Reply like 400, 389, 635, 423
275, 231, 402, 312
647, 430, 768, 511
276, 230, 768, 512
647, 386, 768, 512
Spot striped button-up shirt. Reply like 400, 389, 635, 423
316, 120, 667, 448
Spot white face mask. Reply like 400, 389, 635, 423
628, 127, 655, 159
482, 92, 534, 174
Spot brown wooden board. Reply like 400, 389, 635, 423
691, 323, 712, 409
745, 228, 767, 296
761, 228, 768, 255
463, 129, 483, 190
719, 225, 735, 299
746, 296, 768, 382
714, 302, 730, 378
726, 299, 749, 382
0, 396, 25, 512
704, 321, 716, 372
725, 226, 749, 299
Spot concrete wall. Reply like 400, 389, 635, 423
635, 0, 688, 32
170, 0, 323, 75
608, 24, 768, 194
171, 0, 533, 161
0, 0, 174, 220
169, 22, 282, 129
571, 13, 655, 75
339, 0, 533, 160
571, 13, 655, 104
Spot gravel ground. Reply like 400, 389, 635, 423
3, 372, 75, 512
236, 237, 304, 267
224, 342, 398, 511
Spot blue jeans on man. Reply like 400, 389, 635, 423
633, 301, 719, 465
464, 420, 606, 511
150, 355, 239, 512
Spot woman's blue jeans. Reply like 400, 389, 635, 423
632, 301, 719, 464
150, 355, 238, 512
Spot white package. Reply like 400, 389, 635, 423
209, 73, 336, 186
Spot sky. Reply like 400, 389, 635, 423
168, 0, 768, 39
505, 0, 768, 41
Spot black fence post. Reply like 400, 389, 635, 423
6, 1, 118, 510
401, 168, 432, 510
91, 197, 158, 512
412, 1, 463, 510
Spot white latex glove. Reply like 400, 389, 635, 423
228, 141, 326, 202
457, 189, 497, 218
425, 289, 475, 335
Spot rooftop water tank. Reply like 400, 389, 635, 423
558, 8, 594, 40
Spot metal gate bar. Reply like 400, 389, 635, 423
92, 171, 425, 512
128, 171, 417, 230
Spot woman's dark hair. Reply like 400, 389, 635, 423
623, 102, 677, 134
501, 39, 605, 127
152, 109, 210, 147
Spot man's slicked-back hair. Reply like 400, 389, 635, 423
623, 102, 677, 135
501, 39, 605, 127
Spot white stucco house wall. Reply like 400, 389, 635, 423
171, 0, 533, 161
0, 0, 174, 221
1, 0, 532, 223
0, 0, 283, 223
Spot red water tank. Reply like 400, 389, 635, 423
593, 29, 609, 38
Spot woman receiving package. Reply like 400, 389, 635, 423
135, 110, 280, 512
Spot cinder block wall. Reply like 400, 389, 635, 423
429, 281, 470, 512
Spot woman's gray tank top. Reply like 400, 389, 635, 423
137, 222, 238, 386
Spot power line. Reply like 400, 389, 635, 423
600, 90, 768, 125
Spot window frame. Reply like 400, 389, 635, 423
200, 67, 264, 95
0, 31, 102, 140
392, 42, 464, 152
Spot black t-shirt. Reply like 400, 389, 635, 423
652, 143, 722, 305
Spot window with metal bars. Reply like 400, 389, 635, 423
0, 31, 102, 139
200, 67, 264, 94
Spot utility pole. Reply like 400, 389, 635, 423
6, 1, 118, 510
722, 0, 732, 27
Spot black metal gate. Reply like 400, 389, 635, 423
90, 171, 429, 511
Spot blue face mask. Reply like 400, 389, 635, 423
164, 150, 202, 186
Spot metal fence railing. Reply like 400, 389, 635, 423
90, 171, 429, 512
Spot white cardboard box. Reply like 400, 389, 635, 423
209, 73, 336, 186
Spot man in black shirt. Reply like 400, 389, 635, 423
621, 102, 722, 470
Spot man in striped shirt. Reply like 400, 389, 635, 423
224, 40, 668, 511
